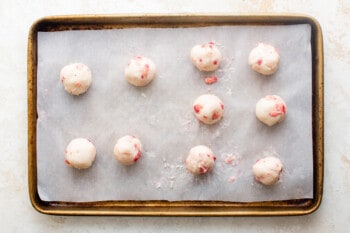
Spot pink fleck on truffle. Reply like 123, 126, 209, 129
199, 166, 209, 173
269, 103, 287, 117
140, 63, 150, 80
212, 111, 220, 120
194, 104, 202, 113
134, 150, 142, 162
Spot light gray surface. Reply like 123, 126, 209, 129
37, 25, 312, 202
1, 0, 349, 232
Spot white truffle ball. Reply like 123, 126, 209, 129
190, 42, 222, 71
114, 135, 142, 165
125, 56, 156, 86
193, 94, 224, 125
60, 63, 92, 95
256, 95, 287, 126
65, 138, 96, 169
186, 145, 216, 174
253, 156, 283, 185
248, 43, 280, 75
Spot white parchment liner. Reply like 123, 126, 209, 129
37, 25, 312, 202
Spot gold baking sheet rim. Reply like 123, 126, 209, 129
27, 14, 324, 216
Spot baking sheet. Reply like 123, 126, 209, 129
37, 24, 312, 202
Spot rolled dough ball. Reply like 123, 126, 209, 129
253, 156, 283, 185
114, 135, 142, 165
60, 63, 92, 95
65, 138, 96, 169
190, 42, 222, 71
186, 145, 216, 174
256, 95, 287, 126
125, 56, 156, 86
193, 94, 224, 125
248, 43, 280, 75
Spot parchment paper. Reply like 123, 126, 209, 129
37, 24, 313, 202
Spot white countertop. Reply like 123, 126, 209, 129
1, 0, 349, 232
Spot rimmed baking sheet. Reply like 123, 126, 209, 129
28, 14, 323, 216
